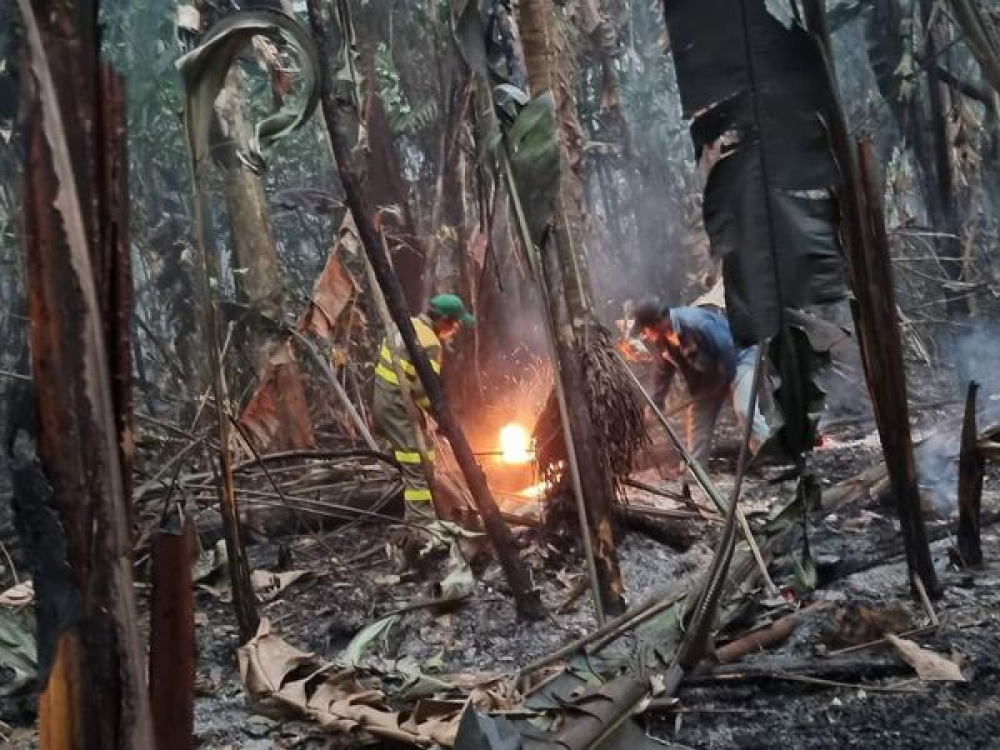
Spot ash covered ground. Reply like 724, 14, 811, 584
3, 400, 1000, 749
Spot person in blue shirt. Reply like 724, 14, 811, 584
630, 300, 771, 471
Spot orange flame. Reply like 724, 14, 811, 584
498, 423, 534, 465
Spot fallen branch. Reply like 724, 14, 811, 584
715, 603, 826, 664
680, 654, 914, 688
517, 590, 686, 681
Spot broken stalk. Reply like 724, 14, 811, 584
663, 343, 767, 694
502, 151, 609, 625
614, 351, 777, 596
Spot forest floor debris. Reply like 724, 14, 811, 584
2, 405, 1000, 748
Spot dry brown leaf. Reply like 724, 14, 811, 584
237, 341, 316, 453
238, 619, 466, 746
251, 570, 311, 602
886, 634, 967, 682
239, 620, 318, 698
300, 223, 360, 340
0, 582, 34, 608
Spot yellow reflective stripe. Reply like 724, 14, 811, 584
404, 487, 433, 503
375, 364, 399, 384
379, 348, 437, 377
380, 347, 413, 374
415, 397, 431, 410
394, 450, 435, 464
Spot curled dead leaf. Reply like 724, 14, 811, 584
886, 634, 966, 682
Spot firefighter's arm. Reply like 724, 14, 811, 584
652, 360, 676, 410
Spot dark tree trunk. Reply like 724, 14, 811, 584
920, 0, 970, 331
956, 381, 984, 566
805, 4, 939, 598
306, 0, 543, 621
149, 508, 196, 750
16, 0, 154, 745
520, 0, 626, 618
855, 140, 940, 597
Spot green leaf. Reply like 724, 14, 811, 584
176, 8, 320, 169
0, 606, 37, 697
791, 548, 818, 595
340, 614, 401, 666
505, 93, 561, 244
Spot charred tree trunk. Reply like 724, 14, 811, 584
307, 0, 543, 621
956, 381, 984, 566
430, 62, 482, 418
919, 0, 970, 331
363, 81, 428, 311
519, 0, 626, 617
356, 9, 429, 311
16, 0, 154, 745
806, 1, 939, 600
149, 506, 196, 750
856, 140, 940, 597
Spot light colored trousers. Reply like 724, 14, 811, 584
687, 345, 773, 466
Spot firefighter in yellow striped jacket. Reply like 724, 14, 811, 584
372, 294, 475, 515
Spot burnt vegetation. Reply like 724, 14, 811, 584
1, 0, 1000, 748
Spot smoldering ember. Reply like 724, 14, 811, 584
2, 0, 1000, 748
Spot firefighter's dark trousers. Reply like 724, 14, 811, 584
372, 381, 435, 513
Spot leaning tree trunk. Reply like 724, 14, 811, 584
15, 0, 154, 746
519, 0, 626, 617
306, 0, 544, 621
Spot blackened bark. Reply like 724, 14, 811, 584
856, 140, 940, 597
149, 507, 196, 750
18, 0, 154, 745
956, 381, 984, 566
920, 0, 969, 328
806, 1, 939, 598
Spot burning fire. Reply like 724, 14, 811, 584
515, 479, 552, 500
498, 423, 534, 465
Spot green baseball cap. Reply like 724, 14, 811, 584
429, 293, 476, 327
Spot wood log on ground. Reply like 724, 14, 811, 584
822, 509, 1000, 583
614, 506, 697, 552
715, 604, 826, 664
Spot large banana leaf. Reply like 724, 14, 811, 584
663, 0, 847, 346
662, 0, 848, 457
506, 93, 562, 245
176, 8, 320, 169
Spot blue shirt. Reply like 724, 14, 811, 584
651, 306, 737, 404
